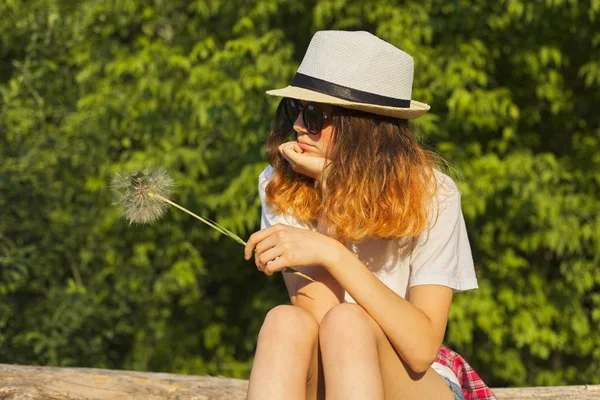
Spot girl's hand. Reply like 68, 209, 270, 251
244, 224, 340, 276
278, 141, 331, 179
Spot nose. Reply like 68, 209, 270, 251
293, 112, 309, 135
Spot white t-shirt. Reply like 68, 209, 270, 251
258, 165, 478, 385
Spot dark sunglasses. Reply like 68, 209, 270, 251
282, 97, 330, 134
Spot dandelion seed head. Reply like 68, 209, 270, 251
111, 168, 175, 224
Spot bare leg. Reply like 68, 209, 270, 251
319, 303, 454, 400
319, 304, 385, 400
247, 305, 320, 400
306, 341, 326, 400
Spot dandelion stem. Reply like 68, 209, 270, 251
148, 193, 314, 282
149, 193, 246, 245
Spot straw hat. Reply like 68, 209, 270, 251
266, 30, 430, 120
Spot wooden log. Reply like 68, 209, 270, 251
492, 384, 600, 399
0, 364, 247, 400
1, 363, 598, 399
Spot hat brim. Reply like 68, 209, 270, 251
266, 86, 430, 120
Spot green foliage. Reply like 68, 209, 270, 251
1, 0, 599, 387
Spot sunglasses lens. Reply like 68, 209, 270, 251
303, 104, 325, 134
283, 98, 299, 123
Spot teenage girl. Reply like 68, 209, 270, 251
244, 30, 485, 400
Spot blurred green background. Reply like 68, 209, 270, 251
1, 0, 599, 388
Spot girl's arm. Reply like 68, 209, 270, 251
247, 216, 456, 374
324, 244, 454, 375
282, 265, 345, 324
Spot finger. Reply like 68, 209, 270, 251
244, 238, 254, 260
278, 142, 291, 156
244, 227, 272, 260
257, 247, 284, 272
280, 141, 303, 157
278, 141, 296, 154
281, 146, 304, 166
292, 142, 303, 153
279, 143, 299, 157
255, 235, 277, 256
263, 255, 288, 276
254, 236, 278, 269
280, 151, 298, 170
280, 141, 302, 153
244, 224, 285, 260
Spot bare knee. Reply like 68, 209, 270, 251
259, 305, 319, 346
319, 303, 378, 345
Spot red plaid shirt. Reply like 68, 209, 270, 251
435, 345, 497, 400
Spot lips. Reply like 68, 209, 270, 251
297, 140, 314, 148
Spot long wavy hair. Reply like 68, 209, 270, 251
264, 99, 441, 243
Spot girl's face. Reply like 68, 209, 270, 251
292, 101, 334, 159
